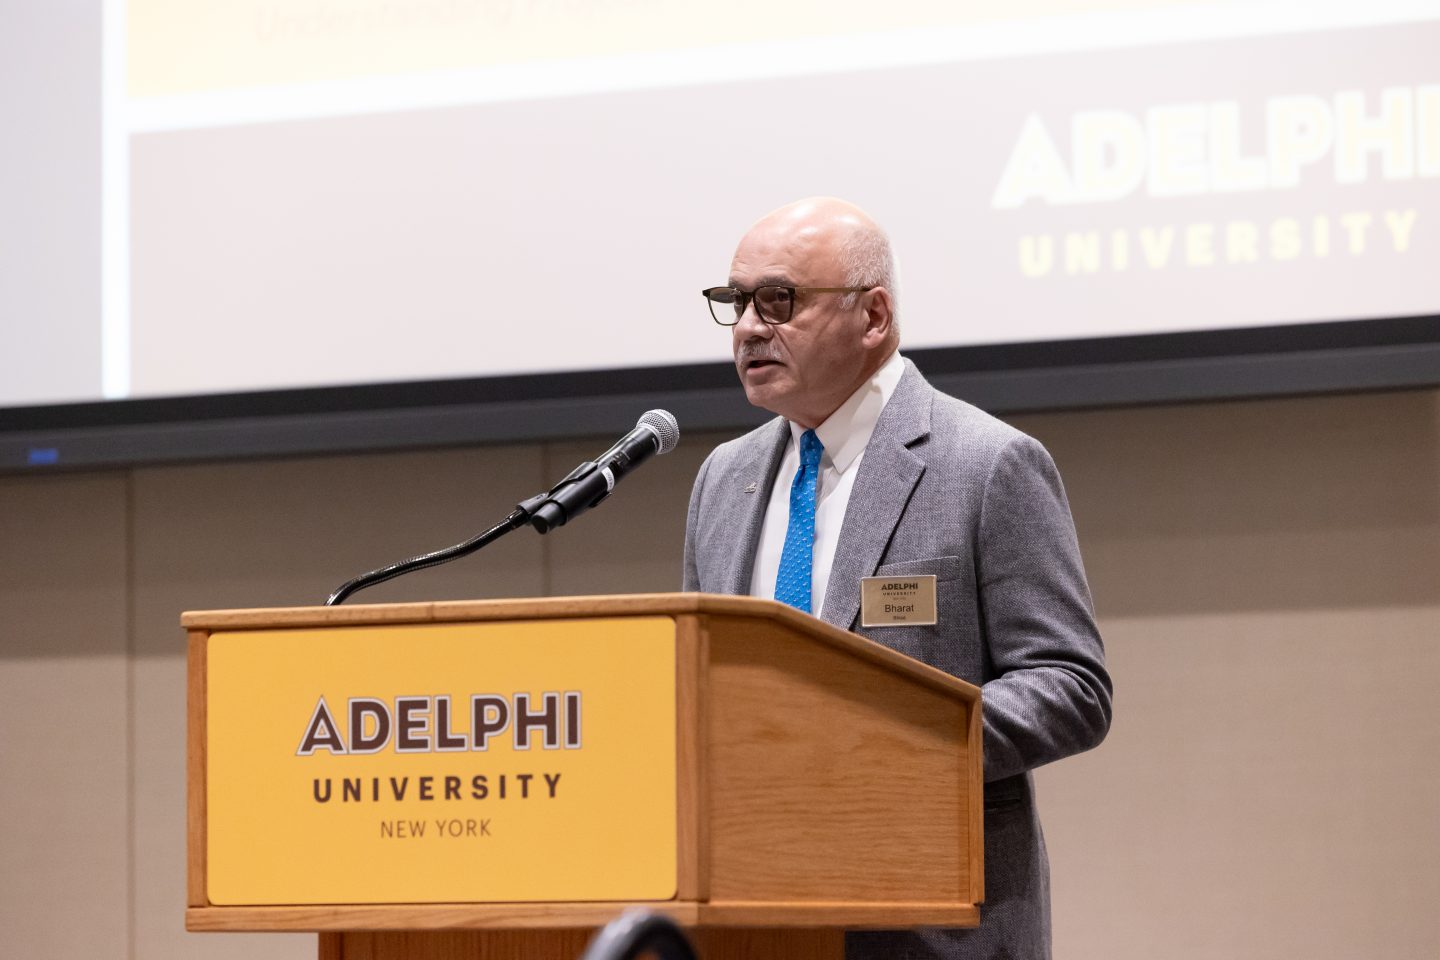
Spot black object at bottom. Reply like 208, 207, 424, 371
580, 911, 697, 960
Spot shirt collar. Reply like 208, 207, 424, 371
788, 349, 905, 474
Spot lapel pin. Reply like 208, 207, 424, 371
744, 482, 757, 494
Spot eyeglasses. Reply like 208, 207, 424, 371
701, 284, 875, 326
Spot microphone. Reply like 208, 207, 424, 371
522, 409, 680, 534
326, 409, 680, 604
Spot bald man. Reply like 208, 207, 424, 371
684, 199, 1113, 959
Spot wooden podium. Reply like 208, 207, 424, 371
185, 594, 982, 959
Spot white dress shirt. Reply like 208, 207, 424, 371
749, 350, 906, 616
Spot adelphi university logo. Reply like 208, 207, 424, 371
204, 618, 677, 904
297, 692, 583, 755
296, 692, 583, 810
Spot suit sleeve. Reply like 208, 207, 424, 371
682, 451, 715, 592
975, 434, 1113, 782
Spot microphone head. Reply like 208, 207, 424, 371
638, 409, 680, 455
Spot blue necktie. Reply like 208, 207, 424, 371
775, 429, 824, 614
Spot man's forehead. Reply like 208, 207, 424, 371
730, 220, 837, 284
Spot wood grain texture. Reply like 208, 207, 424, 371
675, 613, 708, 902
700, 901, 979, 928
706, 615, 973, 908
189, 901, 975, 935
186, 628, 208, 908
968, 688, 985, 905
182, 601, 438, 629
329, 930, 594, 960
693, 927, 844, 959
328, 927, 844, 960
186, 903, 698, 932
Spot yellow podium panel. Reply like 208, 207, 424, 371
205, 617, 677, 905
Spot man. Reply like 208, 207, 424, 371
683, 198, 1113, 959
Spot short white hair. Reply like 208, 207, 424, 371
838, 224, 900, 329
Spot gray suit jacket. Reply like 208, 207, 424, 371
683, 360, 1112, 960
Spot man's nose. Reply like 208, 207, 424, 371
734, 298, 772, 339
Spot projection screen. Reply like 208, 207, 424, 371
2, 0, 1438, 469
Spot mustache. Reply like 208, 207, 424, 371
735, 342, 783, 366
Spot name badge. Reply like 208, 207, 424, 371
860, 575, 938, 627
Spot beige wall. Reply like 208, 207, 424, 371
2, 387, 1437, 959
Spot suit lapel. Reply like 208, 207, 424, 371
716, 418, 790, 595
820, 362, 932, 631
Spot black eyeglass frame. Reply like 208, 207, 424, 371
701, 284, 876, 326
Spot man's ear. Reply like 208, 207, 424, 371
859, 287, 895, 348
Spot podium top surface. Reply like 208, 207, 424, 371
182, 592, 977, 701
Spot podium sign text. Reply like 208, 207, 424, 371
205, 617, 677, 905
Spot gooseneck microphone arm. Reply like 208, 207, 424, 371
324, 508, 530, 606
324, 410, 679, 606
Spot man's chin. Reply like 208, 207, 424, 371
740, 380, 788, 417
